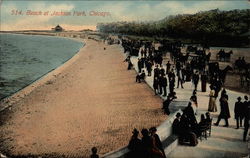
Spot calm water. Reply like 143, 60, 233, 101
0, 33, 83, 100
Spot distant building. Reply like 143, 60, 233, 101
52, 25, 63, 32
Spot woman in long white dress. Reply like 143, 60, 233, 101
208, 87, 217, 112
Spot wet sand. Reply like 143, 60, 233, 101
0, 39, 166, 157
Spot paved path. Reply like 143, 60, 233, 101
120, 45, 249, 158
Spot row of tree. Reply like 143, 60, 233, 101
97, 9, 250, 46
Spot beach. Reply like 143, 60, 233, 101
0, 38, 166, 157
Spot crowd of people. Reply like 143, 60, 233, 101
122, 38, 249, 140
234, 95, 250, 141
127, 127, 166, 158
90, 37, 249, 158
172, 110, 212, 146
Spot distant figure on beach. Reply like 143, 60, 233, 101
90, 147, 99, 158
234, 97, 244, 129
214, 93, 230, 127
128, 128, 142, 157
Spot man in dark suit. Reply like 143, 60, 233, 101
162, 75, 168, 96
234, 97, 243, 129
243, 96, 250, 141
137, 58, 142, 73
192, 71, 199, 91
214, 95, 230, 127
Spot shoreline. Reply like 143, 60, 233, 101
0, 35, 166, 157
0, 32, 248, 157
0, 34, 85, 111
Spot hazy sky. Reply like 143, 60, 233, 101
1, 0, 249, 31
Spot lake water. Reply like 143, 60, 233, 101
0, 33, 83, 100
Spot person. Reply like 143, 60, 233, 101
146, 60, 152, 76
199, 114, 207, 126
220, 88, 228, 100
197, 114, 207, 137
243, 96, 249, 121
169, 75, 175, 97
192, 71, 199, 91
150, 127, 166, 158
178, 113, 198, 146
243, 101, 250, 141
162, 95, 174, 115
166, 61, 171, 74
141, 129, 153, 158
172, 112, 181, 135
124, 56, 133, 70
214, 94, 230, 127
154, 65, 160, 78
176, 60, 181, 75
208, 86, 217, 112
160, 66, 165, 76
190, 94, 198, 115
234, 97, 243, 129
183, 102, 197, 129
162, 75, 168, 96
214, 78, 222, 98
137, 58, 142, 73
201, 72, 207, 92
205, 112, 211, 124
243, 96, 250, 141
153, 77, 159, 95
177, 69, 184, 89
90, 147, 99, 158
128, 128, 142, 158
136, 70, 146, 83
178, 114, 190, 142
158, 74, 163, 95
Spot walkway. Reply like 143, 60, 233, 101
121, 45, 249, 158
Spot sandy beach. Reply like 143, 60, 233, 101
0, 39, 166, 157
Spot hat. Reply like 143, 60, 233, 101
132, 128, 139, 134
149, 127, 157, 132
244, 95, 248, 100
176, 112, 181, 118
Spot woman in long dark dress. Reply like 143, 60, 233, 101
214, 95, 230, 127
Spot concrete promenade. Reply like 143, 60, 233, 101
121, 45, 249, 158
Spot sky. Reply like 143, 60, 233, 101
0, 0, 249, 31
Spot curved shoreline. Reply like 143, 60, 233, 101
0, 35, 85, 111
0, 36, 166, 157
